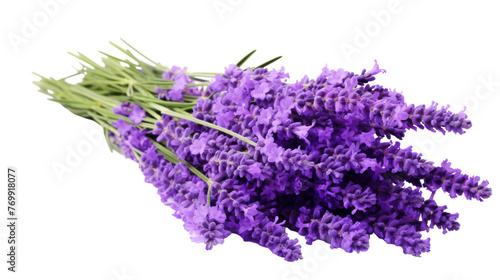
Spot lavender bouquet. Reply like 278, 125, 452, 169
34, 41, 492, 261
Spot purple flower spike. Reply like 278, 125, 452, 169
98, 59, 492, 262
183, 204, 231, 250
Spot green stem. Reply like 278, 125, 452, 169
131, 94, 195, 108
186, 72, 221, 77
87, 111, 118, 134
149, 103, 257, 147
131, 148, 142, 162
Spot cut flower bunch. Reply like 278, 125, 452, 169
34, 41, 492, 261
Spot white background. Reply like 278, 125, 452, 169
1, 1, 499, 279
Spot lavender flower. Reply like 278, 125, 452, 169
36, 45, 492, 262
113, 102, 146, 124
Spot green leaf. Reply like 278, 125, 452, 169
252, 55, 283, 69
126, 83, 134, 97
120, 38, 159, 66
236, 49, 257, 68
